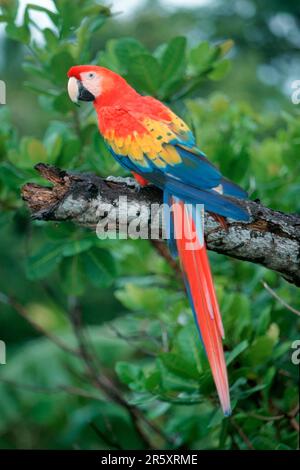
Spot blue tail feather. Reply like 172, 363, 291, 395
163, 190, 178, 258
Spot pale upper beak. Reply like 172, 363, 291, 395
67, 77, 95, 104
68, 77, 79, 103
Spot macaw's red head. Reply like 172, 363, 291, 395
67, 65, 134, 106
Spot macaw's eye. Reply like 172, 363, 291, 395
88, 72, 95, 79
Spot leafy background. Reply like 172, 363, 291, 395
0, 0, 299, 450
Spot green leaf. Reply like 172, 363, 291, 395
26, 138, 47, 165
53, 92, 74, 114
223, 293, 251, 344
89, 16, 106, 33
58, 138, 81, 165
22, 63, 49, 80
242, 336, 275, 366
256, 306, 271, 335
23, 82, 58, 97
44, 223, 76, 241
226, 340, 249, 366
97, 39, 122, 73
159, 352, 200, 381
209, 59, 231, 81
16, 137, 48, 169
128, 55, 161, 94
115, 362, 145, 391
115, 284, 167, 314
0, 0, 18, 21
82, 3, 112, 18
83, 248, 116, 288
115, 37, 148, 68
43, 131, 63, 163
175, 324, 204, 376
59, 255, 86, 296
62, 238, 93, 257
50, 51, 75, 85
160, 36, 186, 83
217, 39, 234, 57
0, 162, 25, 189
156, 357, 199, 392
43, 28, 59, 49
189, 41, 218, 74
6, 23, 30, 44
26, 3, 58, 23
231, 380, 266, 400
208, 408, 225, 429
26, 243, 64, 280
153, 43, 168, 61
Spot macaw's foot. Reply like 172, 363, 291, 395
106, 175, 141, 191
210, 212, 229, 231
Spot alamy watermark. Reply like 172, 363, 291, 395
291, 340, 300, 365
291, 80, 300, 105
95, 197, 204, 250
0, 340, 6, 365
0, 80, 6, 105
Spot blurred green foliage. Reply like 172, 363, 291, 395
0, 0, 299, 450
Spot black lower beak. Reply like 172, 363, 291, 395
78, 81, 95, 102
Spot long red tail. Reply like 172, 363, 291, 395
172, 199, 231, 415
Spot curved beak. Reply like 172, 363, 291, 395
67, 77, 95, 104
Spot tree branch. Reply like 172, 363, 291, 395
21, 164, 300, 287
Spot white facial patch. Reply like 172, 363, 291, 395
68, 77, 79, 103
81, 72, 102, 98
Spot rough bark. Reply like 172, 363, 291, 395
21, 164, 300, 287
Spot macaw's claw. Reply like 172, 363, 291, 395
106, 175, 141, 191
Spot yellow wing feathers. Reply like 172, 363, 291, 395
106, 116, 189, 168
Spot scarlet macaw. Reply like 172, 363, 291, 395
67, 66, 250, 415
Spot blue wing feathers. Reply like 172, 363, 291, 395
109, 144, 249, 222
173, 145, 222, 189
165, 178, 249, 221
221, 177, 248, 199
